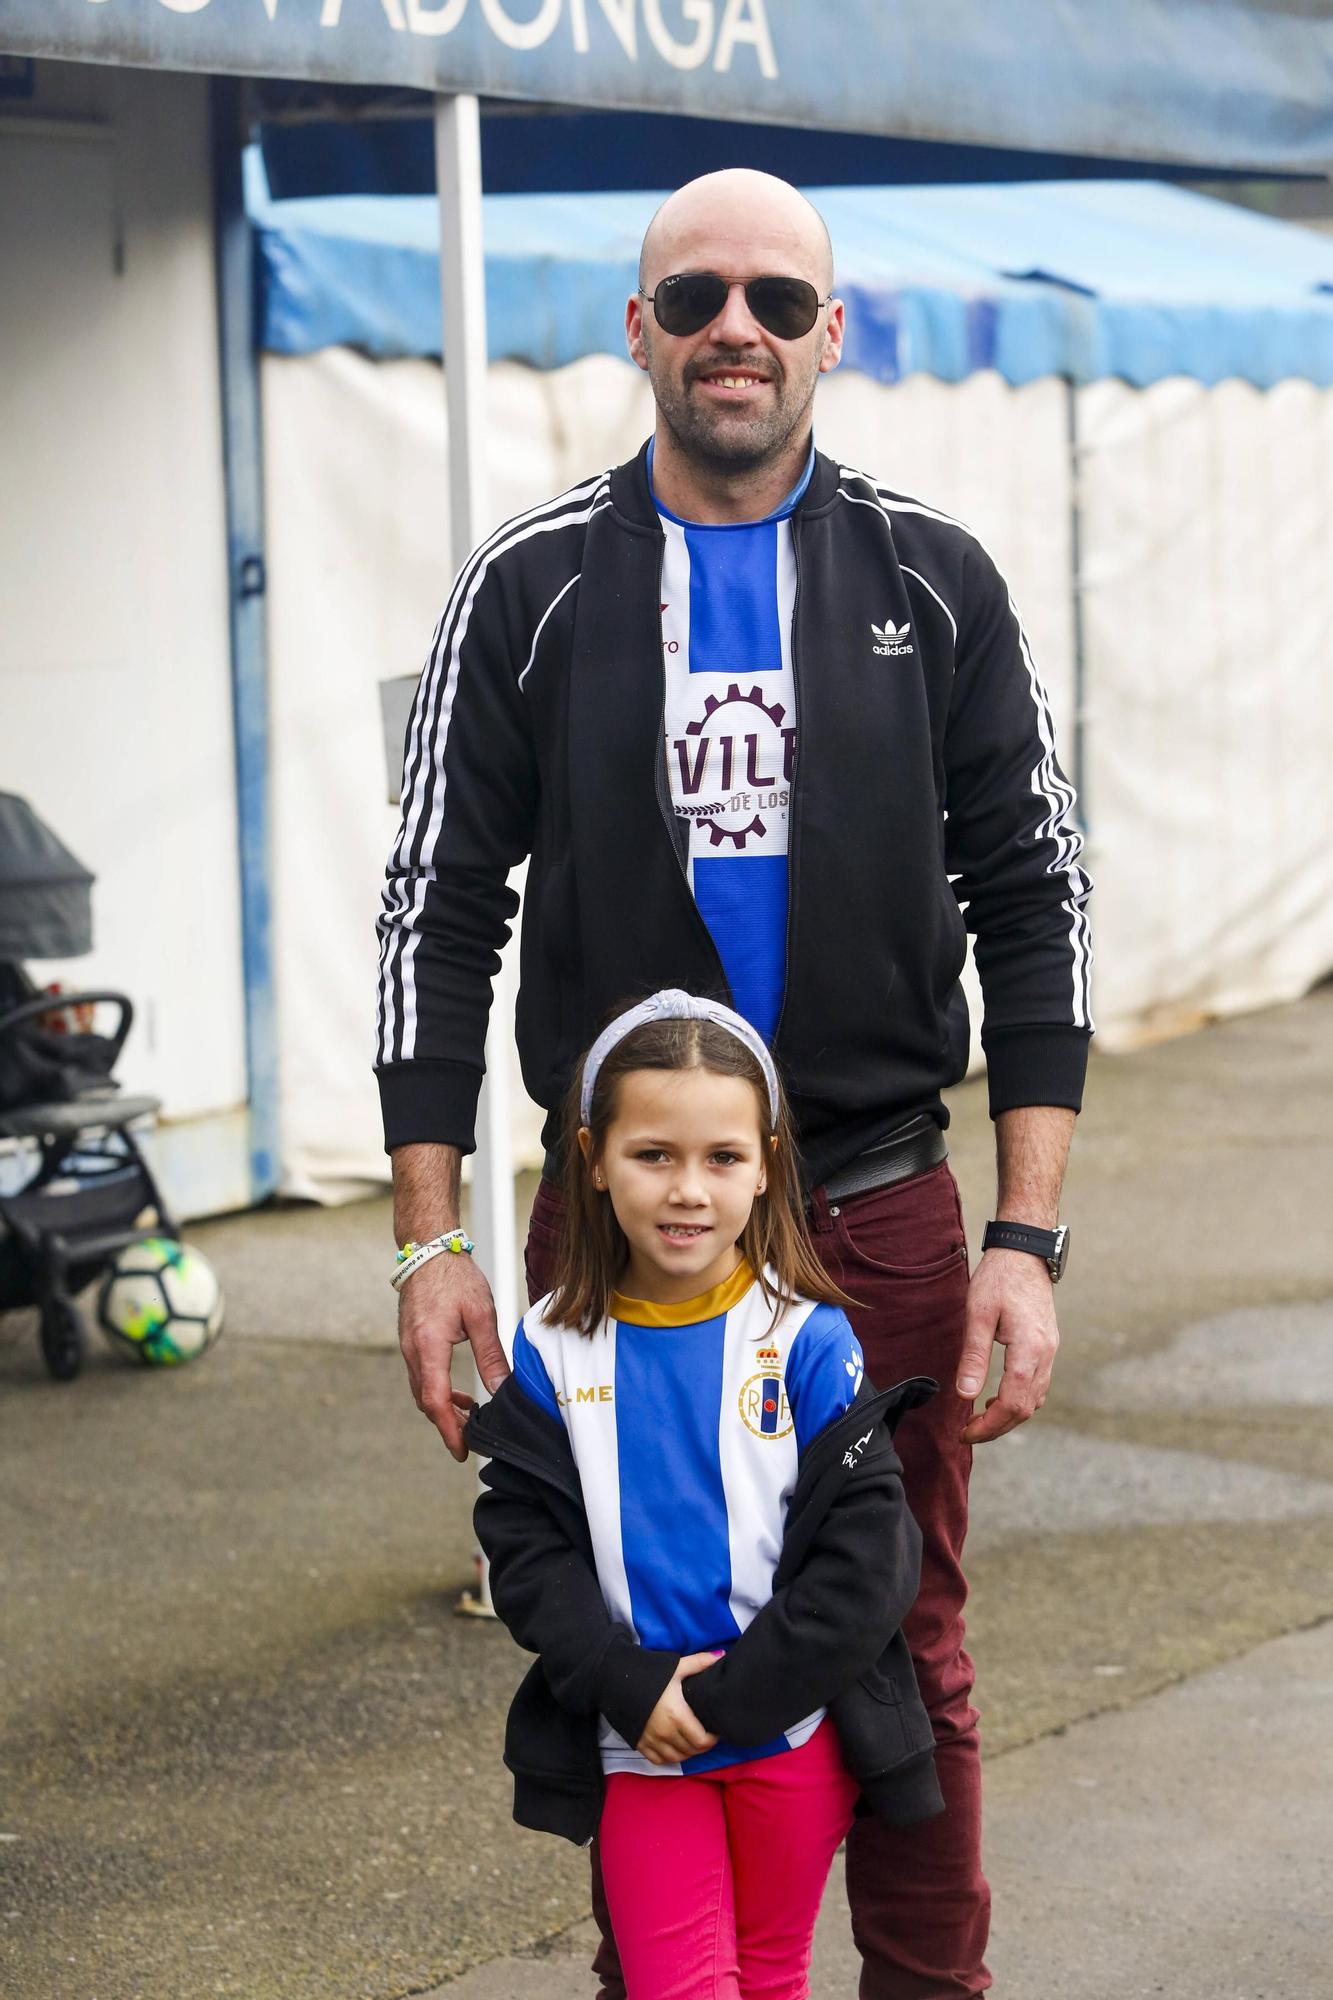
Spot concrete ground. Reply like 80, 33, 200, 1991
440, 1620, 1333, 2000
2, 988, 1332, 1999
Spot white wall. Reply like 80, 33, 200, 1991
0, 64, 249, 1216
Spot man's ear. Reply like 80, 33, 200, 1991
626, 294, 650, 373
817, 298, 845, 376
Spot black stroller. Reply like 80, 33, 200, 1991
0, 794, 178, 1380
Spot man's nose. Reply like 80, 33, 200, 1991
707, 280, 763, 349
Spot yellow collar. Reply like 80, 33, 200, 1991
610, 1259, 756, 1328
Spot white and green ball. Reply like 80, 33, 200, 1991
97, 1237, 224, 1366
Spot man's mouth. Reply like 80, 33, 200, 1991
691, 362, 774, 396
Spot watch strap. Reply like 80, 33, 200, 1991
982, 1219, 1069, 1281
983, 1221, 1060, 1258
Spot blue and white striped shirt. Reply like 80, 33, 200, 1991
511, 1261, 865, 1777
654, 444, 815, 1044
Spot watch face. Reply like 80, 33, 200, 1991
1049, 1224, 1070, 1283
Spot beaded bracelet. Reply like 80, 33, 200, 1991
390, 1229, 476, 1291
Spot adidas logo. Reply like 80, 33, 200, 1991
871, 617, 913, 656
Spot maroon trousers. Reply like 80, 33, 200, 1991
523, 1162, 991, 2000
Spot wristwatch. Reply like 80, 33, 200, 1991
981, 1220, 1070, 1283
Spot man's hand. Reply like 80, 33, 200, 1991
957, 1103, 1075, 1445
636, 1653, 721, 1766
391, 1143, 511, 1460
956, 1249, 1059, 1446
398, 1250, 509, 1461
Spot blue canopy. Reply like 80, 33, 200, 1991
249, 165, 1333, 390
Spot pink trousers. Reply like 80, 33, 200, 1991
598, 1722, 860, 2000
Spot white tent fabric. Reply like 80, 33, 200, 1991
266, 350, 547, 1196
1077, 376, 1333, 1043
263, 348, 1332, 1198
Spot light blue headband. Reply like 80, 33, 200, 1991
579, 989, 780, 1127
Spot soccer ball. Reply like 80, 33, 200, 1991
97, 1236, 224, 1366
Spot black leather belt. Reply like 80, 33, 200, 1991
817, 1115, 947, 1207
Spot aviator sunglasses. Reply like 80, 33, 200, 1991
639, 271, 831, 341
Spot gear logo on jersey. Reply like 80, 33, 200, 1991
871, 617, 913, 657
671, 683, 794, 853
739, 1371, 794, 1438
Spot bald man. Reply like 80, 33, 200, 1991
379, 170, 1092, 2000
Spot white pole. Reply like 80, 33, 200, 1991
436, 93, 516, 1615
435, 95, 488, 574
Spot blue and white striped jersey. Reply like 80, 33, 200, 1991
511, 1261, 866, 1778
655, 446, 814, 1045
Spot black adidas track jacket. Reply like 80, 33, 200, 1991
376, 444, 1092, 1189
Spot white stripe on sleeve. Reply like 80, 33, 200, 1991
377, 477, 610, 1062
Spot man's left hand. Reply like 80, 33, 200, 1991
955, 1249, 1059, 1445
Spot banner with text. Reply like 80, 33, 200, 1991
4, 0, 1333, 170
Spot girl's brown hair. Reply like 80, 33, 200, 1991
545, 1010, 853, 1335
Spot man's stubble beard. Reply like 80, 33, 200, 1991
647, 339, 820, 477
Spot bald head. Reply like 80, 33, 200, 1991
639, 170, 834, 295
626, 167, 844, 511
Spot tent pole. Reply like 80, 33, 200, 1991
435, 93, 516, 1616
1065, 376, 1095, 1028
435, 95, 489, 578
1065, 376, 1089, 839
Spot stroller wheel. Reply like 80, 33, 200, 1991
39, 1296, 86, 1382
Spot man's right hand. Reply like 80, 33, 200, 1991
398, 1249, 510, 1461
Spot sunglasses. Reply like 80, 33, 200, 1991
640, 272, 831, 341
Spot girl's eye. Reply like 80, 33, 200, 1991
635, 1148, 668, 1163
711, 1151, 742, 1166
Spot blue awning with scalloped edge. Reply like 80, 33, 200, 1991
250, 164, 1333, 389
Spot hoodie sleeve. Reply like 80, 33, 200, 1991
682, 1425, 921, 1746
944, 537, 1094, 1116
475, 1453, 680, 1748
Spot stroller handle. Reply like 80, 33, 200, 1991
0, 991, 135, 1068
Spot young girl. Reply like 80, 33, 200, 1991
466, 990, 941, 2000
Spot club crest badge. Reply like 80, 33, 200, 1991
739, 1352, 793, 1438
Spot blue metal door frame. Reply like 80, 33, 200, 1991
212, 78, 280, 1204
